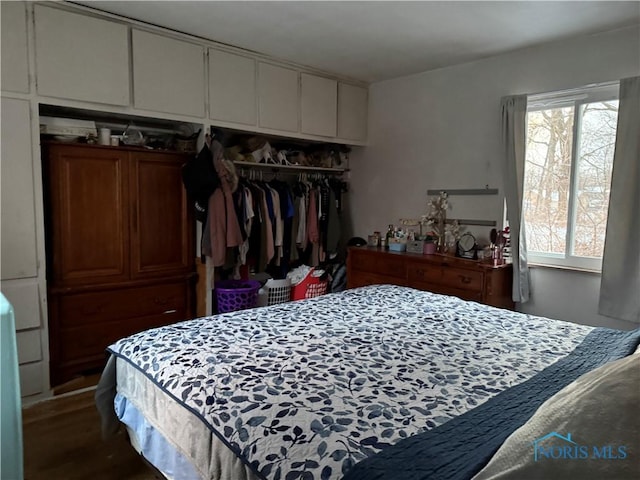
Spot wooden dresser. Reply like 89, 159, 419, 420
43, 143, 196, 386
347, 247, 514, 309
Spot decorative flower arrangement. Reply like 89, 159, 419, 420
420, 191, 462, 252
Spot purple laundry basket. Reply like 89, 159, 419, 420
215, 279, 261, 313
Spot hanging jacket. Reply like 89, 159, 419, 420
208, 140, 244, 267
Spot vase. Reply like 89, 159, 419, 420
435, 214, 446, 253
423, 242, 436, 255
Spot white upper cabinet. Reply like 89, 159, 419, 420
132, 30, 205, 117
1, 2, 30, 93
301, 73, 337, 138
258, 62, 299, 133
209, 49, 256, 126
34, 5, 130, 106
338, 83, 368, 142
1, 98, 37, 280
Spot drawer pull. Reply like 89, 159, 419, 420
459, 276, 472, 284
163, 309, 177, 315
154, 296, 169, 305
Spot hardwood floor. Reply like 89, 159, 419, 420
23, 389, 159, 480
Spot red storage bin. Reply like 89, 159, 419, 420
291, 270, 328, 301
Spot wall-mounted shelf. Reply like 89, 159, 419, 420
425, 188, 499, 227
427, 188, 499, 196
448, 219, 497, 227
233, 161, 347, 175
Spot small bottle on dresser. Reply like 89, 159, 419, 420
385, 224, 394, 250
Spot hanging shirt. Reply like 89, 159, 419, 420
238, 185, 254, 265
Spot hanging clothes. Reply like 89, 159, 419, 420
213, 168, 347, 276
326, 186, 341, 255
203, 140, 244, 267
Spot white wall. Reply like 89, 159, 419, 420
521, 267, 635, 331
349, 25, 640, 330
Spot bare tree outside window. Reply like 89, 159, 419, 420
523, 91, 618, 270
524, 107, 574, 255
574, 101, 618, 258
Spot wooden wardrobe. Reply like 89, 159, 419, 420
43, 142, 196, 386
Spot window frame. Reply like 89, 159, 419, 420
525, 83, 619, 272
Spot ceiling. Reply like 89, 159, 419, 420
72, 1, 640, 83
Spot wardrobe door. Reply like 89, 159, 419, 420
45, 144, 130, 286
129, 151, 193, 279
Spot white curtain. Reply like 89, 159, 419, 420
599, 76, 640, 323
501, 95, 530, 303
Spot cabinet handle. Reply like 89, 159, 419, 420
459, 276, 472, 284
163, 309, 177, 314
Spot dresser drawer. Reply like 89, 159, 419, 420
412, 281, 483, 303
408, 264, 483, 292
350, 250, 406, 278
57, 282, 187, 327
348, 271, 407, 289
57, 310, 185, 362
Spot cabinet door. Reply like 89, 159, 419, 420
301, 73, 337, 137
34, 5, 130, 105
338, 83, 368, 142
258, 62, 299, 132
46, 145, 130, 286
129, 152, 193, 279
132, 29, 205, 117
209, 49, 256, 126
1, 2, 29, 93
1, 98, 37, 280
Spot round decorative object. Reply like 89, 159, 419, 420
456, 232, 478, 259
122, 124, 145, 146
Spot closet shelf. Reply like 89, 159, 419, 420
233, 161, 347, 174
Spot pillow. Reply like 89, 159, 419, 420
472, 354, 639, 480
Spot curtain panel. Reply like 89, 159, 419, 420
500, 95, 530, 304
599, 76, 640, 323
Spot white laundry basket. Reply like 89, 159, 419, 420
264, 278, 292, 305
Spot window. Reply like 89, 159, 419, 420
524, 83, 619, 271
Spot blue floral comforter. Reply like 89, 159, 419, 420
108, 285, 594, 480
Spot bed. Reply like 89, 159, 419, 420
96, 285, 640, 480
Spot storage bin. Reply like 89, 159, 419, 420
291, 270, 328, 300
215, 279, 261, 313
265, 278, 292, 305
406, 240, 425, 254
388, 242, 407, 252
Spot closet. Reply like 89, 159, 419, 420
43, 142, 195, 386
233, 167, 348, 278
199, 129, 350, 285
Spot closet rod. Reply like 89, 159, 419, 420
233, 161, 347, 175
